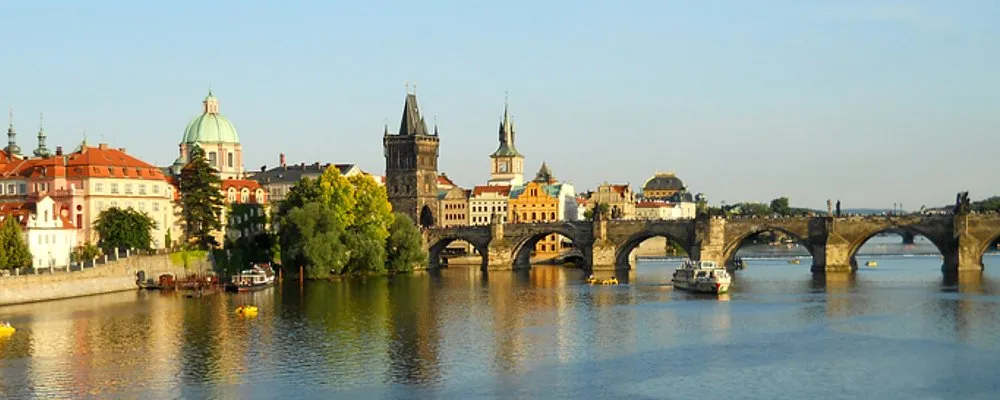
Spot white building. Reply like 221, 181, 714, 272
469, 185, 510, 225
21, 197, 75, 269
635, 201, 697, 220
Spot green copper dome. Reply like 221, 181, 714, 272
182, 91, 240, 144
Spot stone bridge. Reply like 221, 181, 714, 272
424, 213, 1000, 274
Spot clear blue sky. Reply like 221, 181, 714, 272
2, 1, 998, 209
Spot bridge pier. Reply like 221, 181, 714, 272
809, 242, 855, 273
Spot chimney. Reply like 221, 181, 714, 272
98, 143, 109, 150
260, 165, 266, 172
279, 153, 286, 167
119, 148, 126, 153
55, 146, 63, 156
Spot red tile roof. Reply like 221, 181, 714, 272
437, 174, 456, 187
0, 144, 167, 182
636, 201, 675, 208
222, 179, 267, 204
472, 185, 511, 196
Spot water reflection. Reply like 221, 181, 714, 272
2, 257, 1000, 398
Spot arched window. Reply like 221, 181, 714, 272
531, 212, 537, 220
227, 188, 237, 203
522, 212, 528, 221
241, 189, 250, 203
256, 189, 264, 203
551, 212, 556, 220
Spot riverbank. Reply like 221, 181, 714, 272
0, 253, 212, 307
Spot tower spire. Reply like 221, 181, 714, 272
6, 107, 21, 156
34, 112, 50, 158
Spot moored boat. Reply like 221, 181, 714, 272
671, 260, 731, 294
865, 260, 878, 267
225, 264, 275, 293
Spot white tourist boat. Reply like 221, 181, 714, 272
226, 264, 276, 292
671, 260, 732, 294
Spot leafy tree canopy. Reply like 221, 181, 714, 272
386, 213, 427, 273
94, 207, 157, 253
0, 217, 31, 269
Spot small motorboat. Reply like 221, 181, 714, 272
225, 264, 276, 293
601, 277, 619, 285
788, 258, 801, 265
865, 260, 878, 267
0, 322, 15, 336
235, 305, 258, 317
584, 275, 599, 284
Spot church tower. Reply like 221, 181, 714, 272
6, 108, 21, 157
488, 94, 524, 186
383, 88, 440, 227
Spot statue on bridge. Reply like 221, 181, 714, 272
835, 200, 841, 217
827, 199, 832, 216
954, 191, 971, 214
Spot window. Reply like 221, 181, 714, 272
97, 201, 105, 211
209, 152, 218, 166
152, 184, 160, 194
152, 202, 160, 212
227, 188, 236, 203
94, 183, 103, 193
228, 152, 234, 168
240, 190, 249, 203
124, 184, 133, 194
18, 184, 26, 194
110, 183, 119, 194
139, 185, 147, 195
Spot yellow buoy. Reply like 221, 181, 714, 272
0, 323, 15, 336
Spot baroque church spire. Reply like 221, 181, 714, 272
34, 112, 51, 158
6, 107, 21, 156
491, 92, 520, 157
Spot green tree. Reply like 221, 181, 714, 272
386, 213, 427, 273
94, 207, 157, 253
343, 175, 393, 274
769, 197, 791, 216
282, 201, 349, 278
0, 217, 32, 269
178, 145, 224, 249
71, 242, 103, 263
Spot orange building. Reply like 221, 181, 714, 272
508, 180, 562, 256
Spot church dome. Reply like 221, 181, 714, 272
182, 91, 240, 144
643, 172, 685, 192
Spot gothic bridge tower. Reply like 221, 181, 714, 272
383, 88, 440, 227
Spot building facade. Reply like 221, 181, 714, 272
635, 200, 697, 220
437, 186, 469, 228
469, 185, 510, 226
1, 142, 177, 250
642, 172, 686, 199
383, 91, 440, 227
586, 183, 636, 220
172, 91, 243, 179
222, 179, 268, 243
488, 99, 524, 187
24, 196, 75, 269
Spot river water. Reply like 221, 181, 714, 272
2, 237, 999, 399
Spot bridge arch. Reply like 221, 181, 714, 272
846, 225, 950, 267
509, 225, 589, 267
723, 225, 816, 266
427, 235, 489, 270
614, 231, 692, 268
974, 231, 1000, 269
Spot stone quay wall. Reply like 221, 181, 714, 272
0, 254, 212, 307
